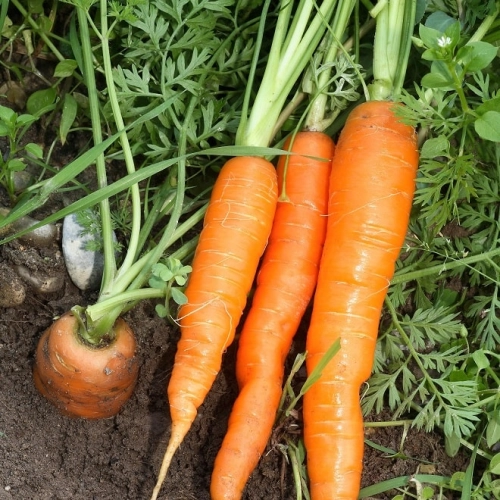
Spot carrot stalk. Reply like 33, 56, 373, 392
302, 1, 419, 498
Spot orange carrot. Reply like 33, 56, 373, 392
33, 312, 138, 419
151, 156, 278, 500
210, 132, 335, 500
302, 100, 419, 499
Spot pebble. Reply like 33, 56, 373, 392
15, 264, 65, 294
0, 206, 59, 248
12, 171, 33, 193
0, 262, 26, 307
62, 211, 109, 291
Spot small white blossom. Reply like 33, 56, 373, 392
437, 36, 452, 48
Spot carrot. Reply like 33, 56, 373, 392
33, 312, 139, 419
302, 100, 419, 499
150, 156, 278, 500
210, 132, 334, 500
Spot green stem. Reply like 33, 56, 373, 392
10, 0, 67, 62
304, 0, 357, 131
95, 203, 207, 301
235, 0, 273, 146
238, 0, 339, 147
370, 0, 416, 100
391, 246, 500, 285
97, 0, 142, 291
84, 288, 167, 318
469, 3, 500, 43
451, 64, 470, 113
364, 419, 414, 428
76, 7, 116, 294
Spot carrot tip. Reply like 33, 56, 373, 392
151, 420, 192, 500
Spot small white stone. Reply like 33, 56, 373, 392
62, 212, 107, 291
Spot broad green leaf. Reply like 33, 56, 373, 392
421, 71, 454, 90
419, 24, 443, 50
27, 0, 45, 14
0, 104, 16, 124
449, 471, 466, 490
7, 158, 26, 172
457, 41, 497, 73
26, 87, 57, 117
54, 59, 78, 78
472, 349, 490, 370
475, 112, 500, 142
171, 287, 188, 305
155, 304, 168, 318
174, 275, 187, 286
425, 11, 456, 33
160, 268, 174, 281
59, 94, 78, 145
420, 136, 450, 159
0, 122, 11, 136
444, 429, 460, 457
487, 412, 500, 449
490, 453, 500, 475
15, 114, 37, 127
476, 96, 500, 115
443, 21, 461, 50
415, 0, 426, 25
24, 143, 43, 159
148, 275, 165, 290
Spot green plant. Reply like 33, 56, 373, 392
360, 1, 500, 497
0, 104, 43, 202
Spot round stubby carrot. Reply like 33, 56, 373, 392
151, 156, 278, 500
303, 101, 419, 500
210, 132, 335, 500
33, 312, 138, 419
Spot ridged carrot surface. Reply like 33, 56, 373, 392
151, 156, 278, 500
33, 313, 138, 419
303, 101, 419, 500
211, 132, 335, 500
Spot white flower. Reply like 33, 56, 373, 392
437, 36, 452, 48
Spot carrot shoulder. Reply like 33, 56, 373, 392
303, 101, 419, 499
151, 156, 278, 500
210, 132, 334, 500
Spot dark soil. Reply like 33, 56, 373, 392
0, 232, 471, 500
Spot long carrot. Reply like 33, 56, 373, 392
33, 313, 138, 419
301, 2, 418, 497
150, 156, 278, 499
210, 132, 334, 500
303, 100, 418, 499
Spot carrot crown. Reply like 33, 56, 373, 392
236, 0, 342, 148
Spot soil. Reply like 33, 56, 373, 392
0, 233, 471, 500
